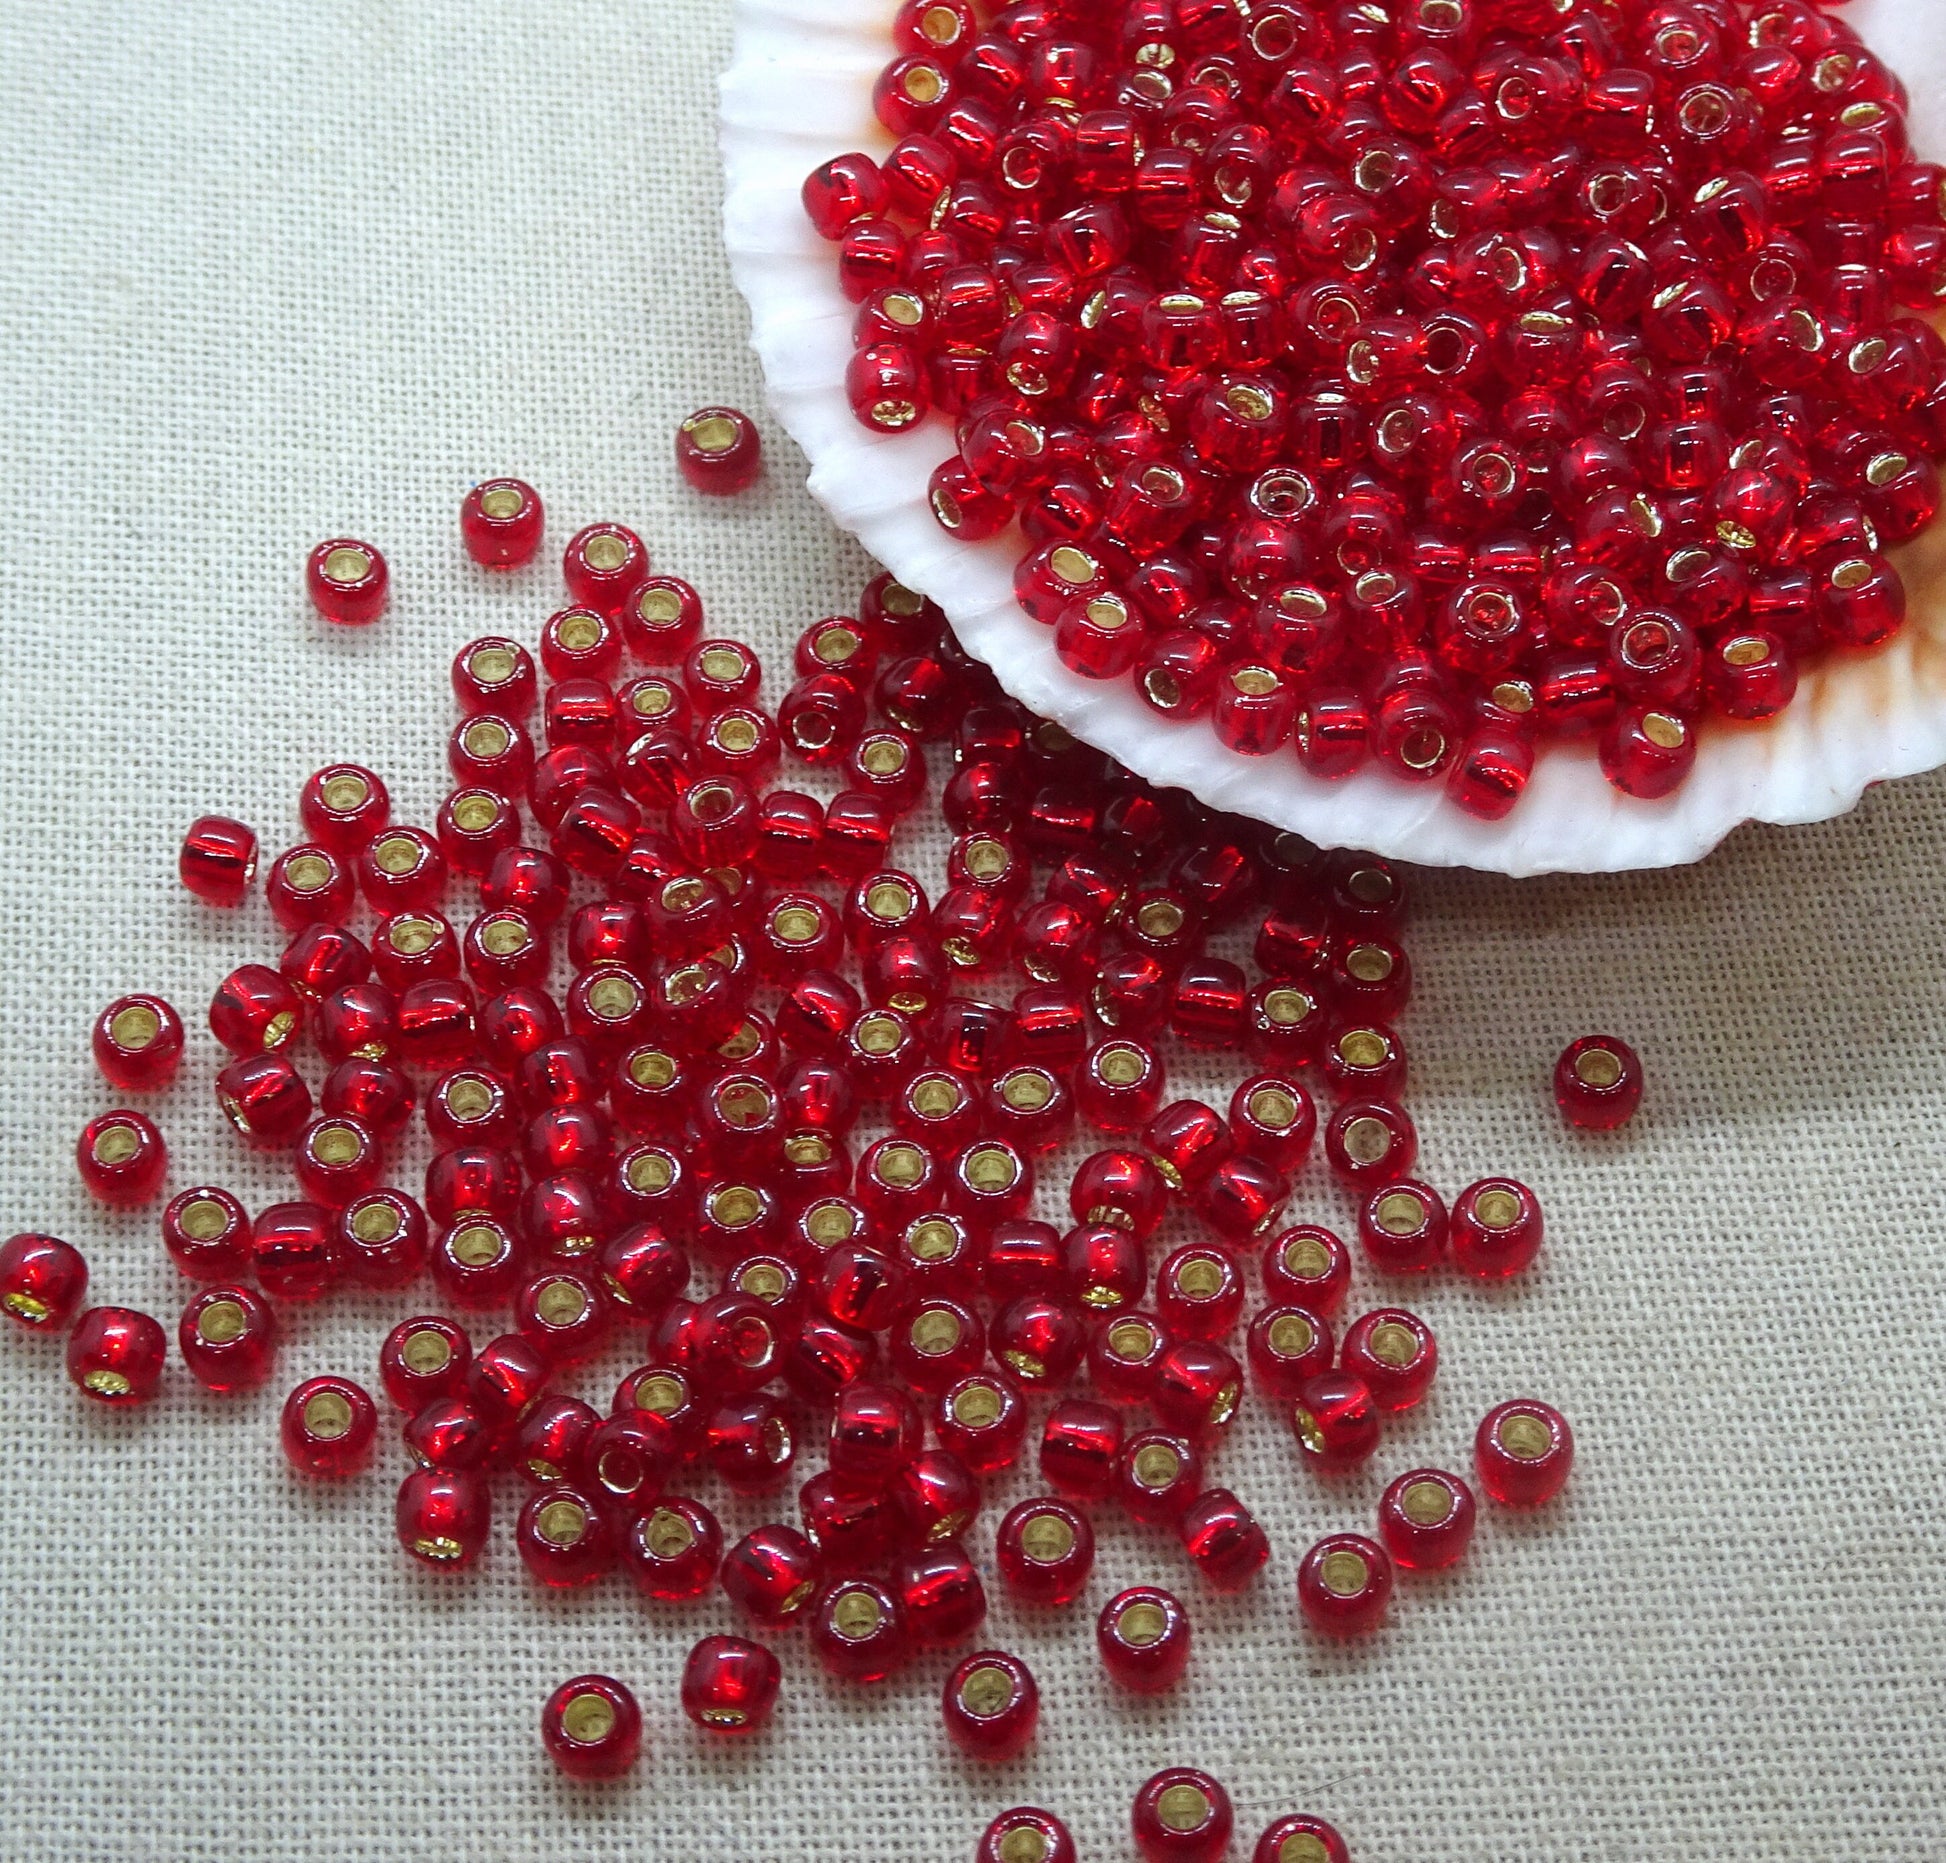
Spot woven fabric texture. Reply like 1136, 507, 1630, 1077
0, 4, 1942, 1860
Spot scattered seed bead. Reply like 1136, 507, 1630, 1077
1251, 1816, 1351, 1863
1555, 1034, 1645, 1130
540, 1674, 641, 1780
306, 538, 388, 626
677, 407, 763, 495
460, 478, 544, 569
942, 1650, 1038, 1761
681, 1634, 781, 1734
977, 1808, 1077, 1863
280, 1376, 379, 1478
1297, 1534, 1394, 1639
92, 994, 185, 1093
1476, 1400, 1575, 1509
76, 1111, 168, 1207
0, 1233, 88, 1332
179, 815, 258, 907
1132, 1767, 1234, 1863
178, 1285, 278, 1392
66, 1306, 166, 1406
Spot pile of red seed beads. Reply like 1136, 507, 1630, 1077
804, 0, 1945, 817
0, 431, 1630, 1860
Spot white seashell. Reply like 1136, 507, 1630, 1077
721, 0, 1946, 875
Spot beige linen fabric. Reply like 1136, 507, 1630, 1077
0, 4, 1942, 1860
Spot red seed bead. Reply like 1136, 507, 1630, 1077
1194, 1153, 1289, 1245
681, 1634, 781, 1734
404, 1399, 492, 1475
1449, 1177, 1544, 1279
178, 1285, 278, 1393
1038, 1397, 1123, 1502
293, 1115, 382, 1209
1087, 1309, 1168, 1404
513, 1269, 608, 1366
298, 765, 390, 861
1133, 1768, 1234, 1863
1378, 1467, 1477, 1574
252, 1199, 341, 1302
992, 1293, 1083, 1388
272, 844, 360, 930
894, 1447, 980, 1548
1321, 1022, 1407, 1102
457, 477, 544, 568
76, 1111, 167, 1207
179, 814, 258, 907
92, 995, 184, 1093
619, 575, 705, 665
334, 1188, 426, 1288
1117, 1429, 1203, 1527
1341, 1308, 1438, 1413
1228, 1076, 1316, 1173
1292, 1372, 1381, 1473
377, 1317, 470, 1413
541, 1675, 640, 1781
936, 1371, 1029, 1474
1098, 1585, 1191, 1695
1245, 1304, 1334, 1401
518, 1486, 615, 1588
210, 964, 305, 1059
809, 1577, 910, 1684
1297, 1533, 1393, 1638
1251, 1818, 1349, 1863
978, 1810, 1077, 1863
1324, 1099, 1417, 1187
1152, 1337, 1243, 1443
1554, 1034, 1644, 1129
676, 407, 763, 495
1263, 1226, 1352, 1317
1250, 980, 1330, 1069
359, 826, 448, 915
895, 1536, 988, 1647
561, 522, 648, 618
396, 1466, 490, 1569
827, 1379, 922, 1487
0, 1233, 87, 1332
305, 537, 387, 625
1155, 1246, 1245, 1342
1071, 1038, 1164, 1137
66, 1306, 166, 1405
512, 1394, 600, 1485
453, 637, 538, 719
722, 1524, 822, 1632
1140, 1101, 1232, 1192
986, 1065, 1076, 1153
1179, 1488, 1271, 1593
586, 1412, 678, 1516
943, 1650, 1038, 1762
995, 1498, 1093, 1607
624, 1496, 723, 1600
1476, 1399, 1574, 1508
1358, 1180, 1448, 1274
1069, 1148, 1169, 1237
280, 1375, 378, 1477
219, 1053, 315, 1150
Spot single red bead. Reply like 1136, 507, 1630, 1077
280, 922, 373, 1001
265, 843, 355, 933
210, 962, 304, 1057
429, 1215, 523, 1309
249, 1200, 338, 1301
1152, 1337, 1244, 1443
1449, 1177, 1544, 1278
66, 1306, 166, 1405
178, 1285, 278, 1392
541, 1674, 640, 1780
316, 984, 398, 1066
306, 538, 388, 625
517, 1486, 615, 1588
1297, 1532, 1393, 1637
452, 636, 538, 718
92, 995, 184, 1093
1245, 1304, 1334, 1400
510, 1393, 600, 1485
424, 1143, 521, 1224
0, 1233, 88, 1332
1155, 1245, 1245, 1342
1118, 1428, 1203, 1527
396, 1465, 491, 1568
514, 1269, 610, 1366
1554, 1034, 1643, 1129
1140, 1100, 1233, 1193
1062, 1221, 1146, 1315
1292, 1372, 1381, 1473
1133, 1768, 1234, 1863
895, 1446, 982, 1546
377, 1316, 471, 1411
179, 814, 258, 907
76, 1111, 167, 1207
943, 1650, 1038, 1761
1038, 1397, 1123, 1501
1228, 1075, 1316, 1173
1179, 1487, 1271, 1593
676, 407, 763, 494
1476, 1399, 1574, 1507
1097, 1584, 1191, 1695
722, 1524, 822, 1630
895, 1536, 988, 1646
936, 1371, 1029, 1474
336, 1188, 427, 1288
977, 1809, 1077, 1863
1068, 1148, 1170, 1238
1323, 1099, 1417, 1187
1358, 1179, 1448, 1273
830, 1379, 925, 1485
681, 1634, 781, 1734
992, 1292, 1084, 1387
1340, 1308, 1438, 1413
1378, 1466, 1477, 1573
280, 1375, 378, 1477
458, 477, 544, 568
1321, 1022, 1407, 1102
1250, 1815, 1350, 1863
623, 1496, 723, 1599
562, 522, 649, 617
358, 826, 448, 915
1262, 1226, 1351, 1317
995, 1498, 1094, 1607
1072, 1039, 1166, 1136
466, 1331, 550, 1432
1087, 1308, 1168, 1404
293, 1115, 383, 1210
809, 1577, 912, 1683
585, 1411, 677, 1515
